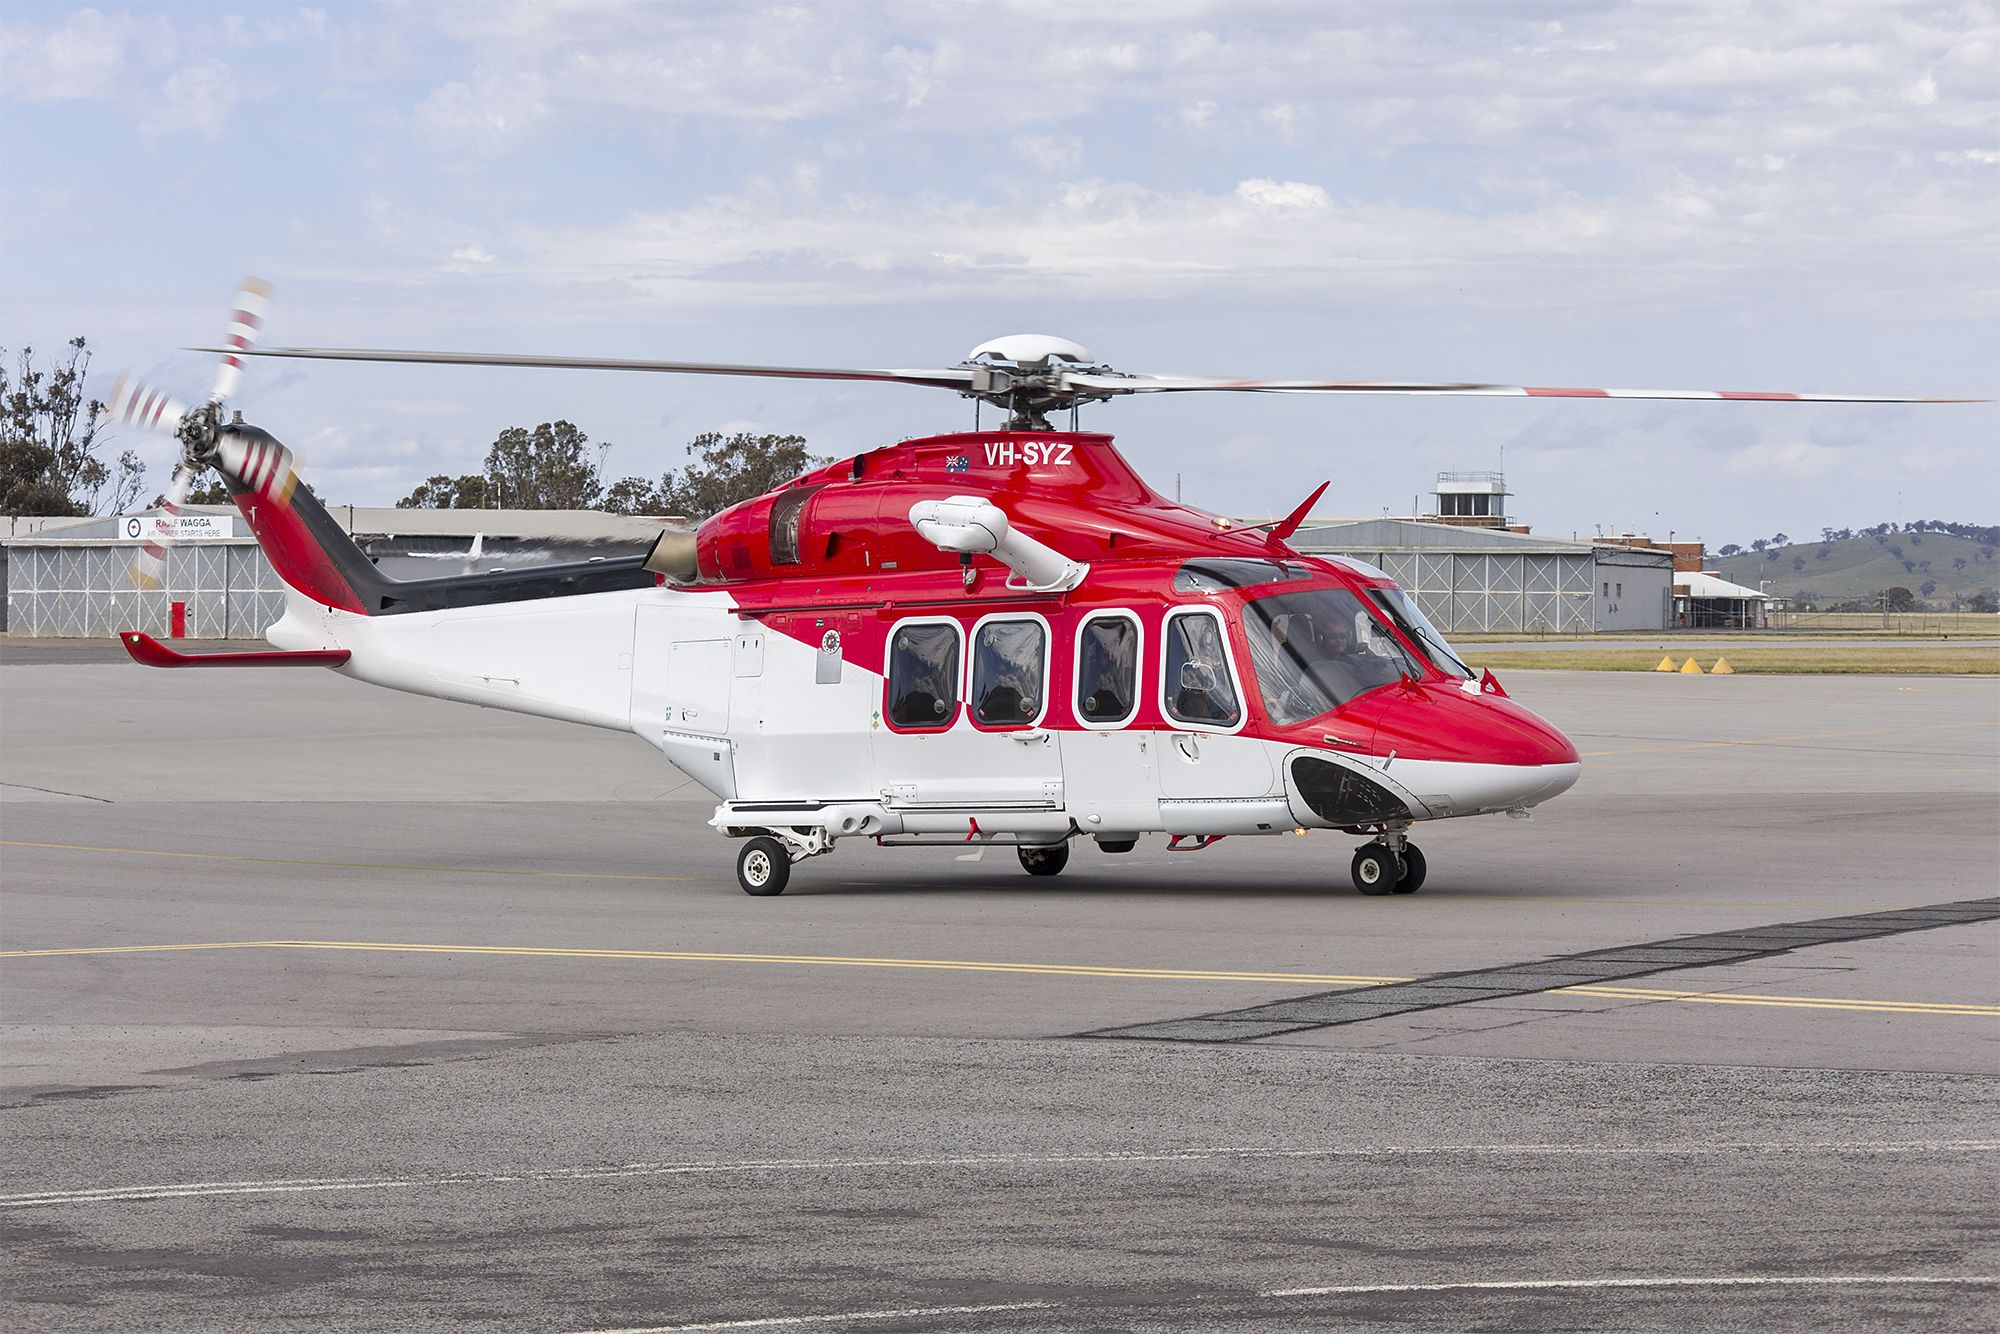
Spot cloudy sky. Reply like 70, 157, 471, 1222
2, 0, 1994, 544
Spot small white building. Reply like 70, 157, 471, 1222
1673, 570, 1773, 629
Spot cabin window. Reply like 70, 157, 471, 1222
971, 619, 1047, 726
768, 485, 822, 566
886, 622, 960, 729
1075, 613, 1139, 726
1163, 609, 1241, 728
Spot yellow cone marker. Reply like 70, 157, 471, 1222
1712, 657, 1734, 674
1680, 657, 1705, 674
1655, 655, 1677, 671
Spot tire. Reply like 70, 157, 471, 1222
737, 836, 791, 896
1019, 844, 1070, 877
1350, 843, 1399, 895
1393, 843, 1426, 894
1095, 838, 1138, 855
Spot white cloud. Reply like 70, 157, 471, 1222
1010, 133, 1083, 172
1721, 439, 1849, 478
1178, 99, 1216, 128
451, 245, 497, 264
150, 57, 239, 140
416, 71, 549, 155
1234, 178, 1328, 210
0, 8, 154, 101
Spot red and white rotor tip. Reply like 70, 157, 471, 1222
107, 374, 189, 435
131, 463, 196, 591
209, 276, 274, 405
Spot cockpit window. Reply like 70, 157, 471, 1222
1367, 588, 1472, 678
1243, 588, 1422, 724
1163, 610, 1241, 727
1172, 559, 1310, 594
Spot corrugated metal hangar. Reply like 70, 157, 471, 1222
2, 506, 678, 638
1294, 518, 1674, 634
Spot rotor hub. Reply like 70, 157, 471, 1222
957, 333, 1128, 430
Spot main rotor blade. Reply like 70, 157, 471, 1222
201, 345, 979, 393
1060, 371, 1974, 403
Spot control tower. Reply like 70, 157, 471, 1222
1426, 471, 1510, 527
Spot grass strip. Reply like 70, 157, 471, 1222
1463, 648, 2000, 675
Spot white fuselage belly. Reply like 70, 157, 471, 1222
269, 587, 1576, 840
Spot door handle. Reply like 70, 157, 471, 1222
1011, 729, 1049, 745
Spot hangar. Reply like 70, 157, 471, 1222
2, 506, 678, 638
1290, 518, 1674, 634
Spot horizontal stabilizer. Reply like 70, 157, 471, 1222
120, 631, 349, 669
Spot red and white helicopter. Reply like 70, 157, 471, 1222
109, 282, 1965, 896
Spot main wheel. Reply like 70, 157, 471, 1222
1392, 843, 1427, 894
1350, 843, 1400, 895
737, 836, 791, 896
1019, 844, 1070, 877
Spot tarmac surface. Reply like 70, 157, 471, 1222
2, 642, 1997, 1331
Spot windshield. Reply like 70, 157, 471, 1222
1367, 588, 1472, 678
1242, 587, 1422, 725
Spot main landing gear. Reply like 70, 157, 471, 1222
736, 836, 792, 896
1018, 844, 1069, 877
1350, 837, 1426, 896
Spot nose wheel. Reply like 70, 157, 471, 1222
1351, 840, 1425, 895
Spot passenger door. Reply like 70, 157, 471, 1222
1156, 606, 1275, 801
1060, 610, 1158, 831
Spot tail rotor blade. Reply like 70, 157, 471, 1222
108, 374, 190, 435
209, 276, 274, 405
132, 463, 195, 592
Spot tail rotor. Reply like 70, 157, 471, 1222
112, 278, 274, 597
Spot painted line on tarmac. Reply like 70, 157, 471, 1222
1559, 985, 1998, 1016
573, 1274, 2000, 1332
0, 940, 1405, 987
0, 840, 1955, 916
1260, 1274, 2000, 1298
7, 1139, 1994, 1209
1578, 718, 1997, 758
0, 839, 715, 884
3, 939, 1994, 1016
576, 1303, 1058, 1332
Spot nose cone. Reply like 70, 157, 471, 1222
1371, 684, 1580, 767
1363, 683, 1581, 816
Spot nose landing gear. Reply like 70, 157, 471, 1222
1350, 837, 1426, 895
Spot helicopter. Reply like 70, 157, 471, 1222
108, 281, 1970, 896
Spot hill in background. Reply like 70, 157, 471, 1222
1712, 523, 1999, 610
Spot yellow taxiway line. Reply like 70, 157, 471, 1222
0, 839, 1942, 913
0, 940, 1407, 987
2, 939, 1993, 1017
0, 839, 712, 884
